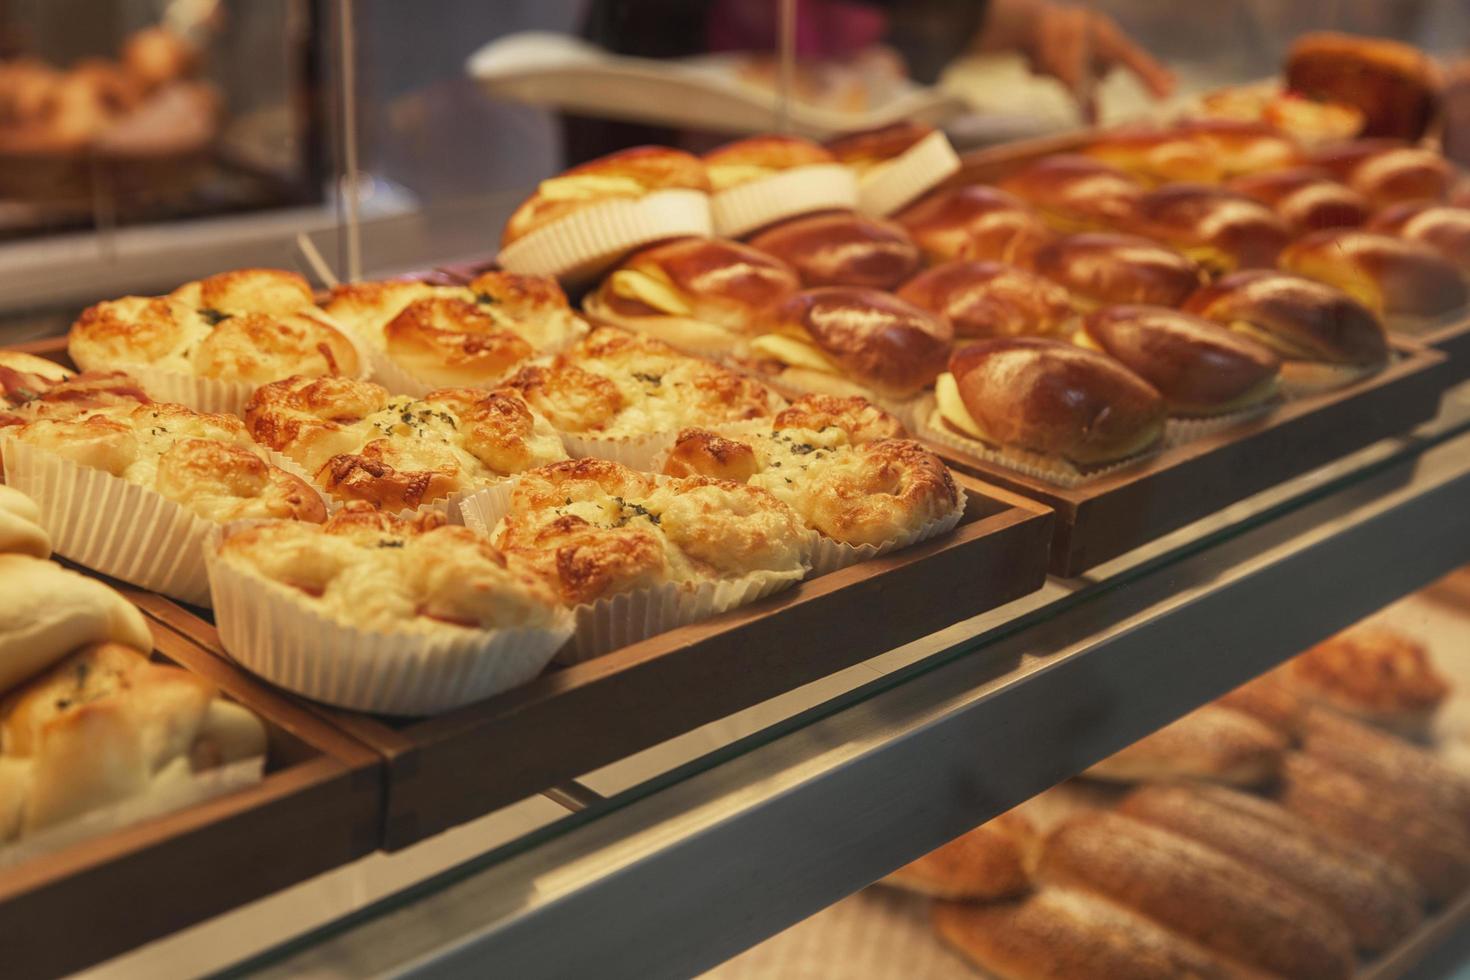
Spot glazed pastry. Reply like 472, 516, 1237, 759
583, 237, 800, 356
1122, 184, 1290, 273
1077, 306, 1280, 416
1031, 233, 1204, 310
747, 210, 921, 290
1214, 667, 1303, 737
1084, 705, 1287, 786
1278, 230, 1468, 317
1307, 138, 1455, 208
704, 134, 839, 194
1284, 625, 1449, 737
1286, 33, 1443, 140
1082, 126, 1222, 184
744, 287, 952, 402
895, 185, 1052, 265
936, 338, 1165, 467
997, 154, 1144, 232
884, 810, 1037, 900
245, 376, 565, 512
896, 260, 1076, 341
1369, 202, 1470, 276
1171, 119, 1305, 178
1226, 166, 1371, 234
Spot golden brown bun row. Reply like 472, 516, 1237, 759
1118, 782, 1424, 953
1031, 233, 1205, 310
1083, 704, 1287, 786
1227, 166, 1371, 234
1307, 138, 1456, 208
896, 260, 1075, 341
1278, 229, 1468, 318
896, 185, 1053, 266
748, 211, 920, 291
1123, 183, 1290, 274
1370, 202, 1470, 276
1037, 811, 1357, 980
883, 810, 1037, 900
1286, 34, 1442, 141
1185, 270, 1390, 366
997, 154, 1144, 231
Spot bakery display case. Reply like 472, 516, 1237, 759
3, 2, 1470, 979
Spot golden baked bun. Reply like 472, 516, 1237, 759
932, 888, 1244, 980
493, 457, 813, 606
1287, 33, 1442, 140
825, 121, 933, 172
121, 26, 198, 91
383, 298, 535, 388
0, 350, 73, 412
771, 393, 906, 445
1123, 183, 1290, 273
1078, 305, 1280, 416
1307, 138, 1455, 208
1185, 271, 1390, 378
747, 210, 920, 290
1214, 667, 1303, 737
12, 400, 325, 524
1285, 626, 1449, 737
749, 287, 952, 401
1038, 811, 1357, 980
246, 375, 565, 511
583, 237, 800, 355
503, 327, 780, 439
1173, 118, 1305, 177
884, 810, 1036, 900
1226, 166, 1371, 234
168, 268, 315, 317
1031, 233, 1205, 310
703, 134, 834, 191
1369, 202, 1470, 276
1278, 751, 1470, 903
1084, 704, 1287, 785
1083, 126, 1221, 185
997, 154, 1144, 232
940, 338, 1165, 466
1279, 229, 1468, 317
0, 484, 48, 558
894, 185, 1052, 265
501, 146, 710, 248
0, 370, 150, 427
1118, 782, 1423, 953
896, 260, 1076, 341
216, 504, 564, 634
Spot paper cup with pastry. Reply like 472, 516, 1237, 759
1228, 166, 1371, 234
921, 337, 1166, 486
1369, 202, 1470, 277
1076, 305, 1281, 426
501, 327, 785, 471
465, 458, 815, 663
497, 146, 713, 282
1031, 232, 1205, 311
747, 210, 921, 290
1122, 183, 1291, 275
896, 260, 1077, 341
244, 375, 566, 521
739, 288, 952, 428
1184, 270, 1391, 394
703, 134, 858, 238
826, 122, 961, 217
0, 556, 267, 847
660, 395, 965, 575
997, 153, 1144, 233
0, 484, 49, 558
322, 270, 589, 396
1308, 138, 1455, 208
895, 185, 1053, 266
2, 397, 325, 605
68, 268, 366, 416
581, 237, 800, 359
206, 506, 573, 715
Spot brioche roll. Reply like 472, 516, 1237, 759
1032, 233, 1204, 310
1119, 782, 1424, 952
1279, 229, 1468, 317
932, 889, 1246, 980
1214, 667, 1302, 737
749, 287, 951, 400
1285, 625, 1448, 737
940, 338, 1164, 466
703, 134, 835, 192
825, 121, 933, 173
1083, 127, 1221, 185
883, 810, 1037, 899
1123, 184, 1289, 273
1173, 119, 1304, 178
1287, 33, 1442, 140
896, 260, 1075, 340
168, 268, 314, 317
1078, 306, 1280, 416
1227, 166, 1371, 234
1084, 705, 1287, 786
1038, 811, 1357, 980
894, 185, 1053, 265
1308, 138, 1455, 208
747, 211, 919, 290
1370, 202, 1470, 276
997, 154, 1144, 232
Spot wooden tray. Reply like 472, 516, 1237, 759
0, 599, 383, 978
927, 339, 1446, 578
136, 474, 1052, 850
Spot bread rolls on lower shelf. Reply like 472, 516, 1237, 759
896, 260, 1076, 341
1117, 782, 1424, 953
1369, 202, 1470, 277
894, 185, 1053, 266
1037, 811, 1357, 980
1083, 705, 1287, 786
883, 810, 1036, 900
1123, 183, 1291, 274
932, 888, 1246, 980
1285, 625, 1449, 737
1031, 233, 1205, 310
1214, 667, 1302, 737
1227, 166, 1371, 234
1277, 751, 1470, 904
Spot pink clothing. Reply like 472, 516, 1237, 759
706, 0, 889, 58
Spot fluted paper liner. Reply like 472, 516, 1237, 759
1278, 360, 1380, 399
710, 164, 859, 238
855, 129, 961, 216
2, 436, 217, 605
1162, 398, 1281, 448
914, 397, 1157, 490
206, 522, 574, 715
459, 480, 809, 664
497, 188, 713, 281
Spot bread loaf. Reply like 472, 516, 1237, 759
1084, 705, 1287, 786
884, 809, 1037, 899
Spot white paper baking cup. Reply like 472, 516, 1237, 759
1162, 398, 1282, 448
1278, 360, 1381, 399
497, 189, 713, 282
2, 436, 214, 605
460, 479, 810, 664
855, 130, 961, 217
206, 523, 574, 715
914, 398, 1157, 489
710, 164, 859, 238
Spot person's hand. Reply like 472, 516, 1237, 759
1027, 3, 1175, 118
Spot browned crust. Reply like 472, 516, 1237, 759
1277, 230, 1468, 318
998, 154, 1144, 230
1368, 202, 1470, 276
703, 134, 834, 170
1123, 183, 1290, 272
1227, 166, 1371, 234
748, 211, 921, 290
895, 185, 1053, 265
1184, 269, 1390, 365
897, 260, 1076, 341
1287, 33, 1442, 140
598, 236, 800, 328
1307, 139, 1455, 207
170, 268, 314, 315
1214, 667, 1302, 737
1084, 704, 1287, 786
825, 121, 933, 166
662, 429, 760, 483
772, 393, 906, 443
1032, 233, 1204, 308
884, 810, 1036, 900
1288, 625, 1449, 722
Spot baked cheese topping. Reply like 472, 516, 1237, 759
218, 507, 562, 634
10, 400, 325, 524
